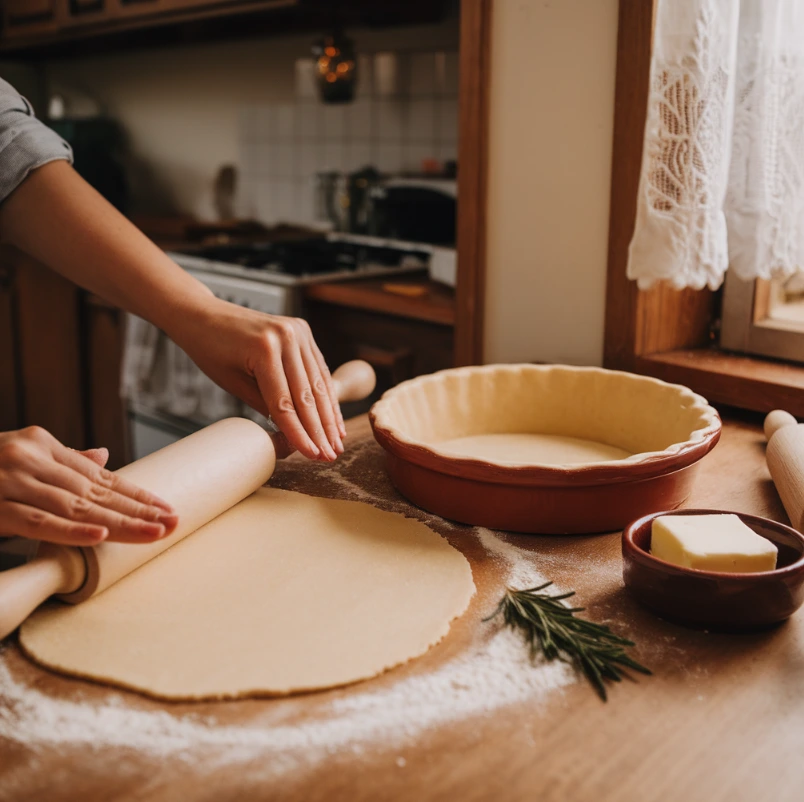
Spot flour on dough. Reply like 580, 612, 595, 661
19, 488, 475, 701
436, 433, 632, 465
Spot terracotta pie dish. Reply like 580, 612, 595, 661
369, 364, 721, 534
622, 509, 804, 629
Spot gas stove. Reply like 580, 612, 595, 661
168, 233, 430, 289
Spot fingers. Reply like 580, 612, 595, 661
0, 499, 109, 547
54, 446, 175, 514
0, 427, 178, 546
253, 342, 321, 460
6, 475, 173, 544
77, 447, 109, 468
310, 340, 347, 440
280, 338, 338, 461
300, 343, 343, 456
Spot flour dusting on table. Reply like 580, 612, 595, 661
0, 523, 574, 779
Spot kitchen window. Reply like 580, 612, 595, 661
721, 274, 804, 365
604, 0, 804, 417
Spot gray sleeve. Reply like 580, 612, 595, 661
0, 78, 73, 204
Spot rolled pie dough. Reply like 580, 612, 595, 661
19, 488, 475, 701
438, 433, 632, 465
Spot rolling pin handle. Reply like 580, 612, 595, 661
764, 409, 798, 442
0, 544, 86, 641
332, 359, 377, 403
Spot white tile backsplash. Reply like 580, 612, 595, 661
239, 48, 458, 225
255, 183, 274, 223
321, 141, 345, 171
274, 104, 296, 141
443, 51, 460, 97
375, 142, 403, 173
255, 106, 274, 141
252, 143, 272, 177
273, 179, 297, 222
373, 52, 400, 97
436, 140, 458, 165
298, 143, 320, 178
345, 140, 373, 172
356, 53, 373, 99
404, 142, 438, 173
296, 176, 316, 224
297, 102, 319, 142
407, 98, 437, 142
437, 98, 459, 143
320, 104, 347, 141
272, 143, 296, 178
375, 98, 405, 142
295, 58, 318, 100
346, 98, 373, 139
409, 52, 436, 97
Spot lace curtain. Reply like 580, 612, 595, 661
627, 0, 804, 290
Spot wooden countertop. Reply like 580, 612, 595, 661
1, 412, 801, 802
303, 274, 456, 326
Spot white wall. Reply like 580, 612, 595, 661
483, 0, 619, 367
42, 21, 459, 219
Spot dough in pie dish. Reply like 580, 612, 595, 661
19, 488, 475, 701
371, 364, 721, 469
437, 433, 633, 464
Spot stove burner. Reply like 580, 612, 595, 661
182, 239, 428, 277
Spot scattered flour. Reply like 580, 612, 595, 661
0, 509, 575, 778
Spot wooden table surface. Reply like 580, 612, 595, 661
1, 412, 802, 802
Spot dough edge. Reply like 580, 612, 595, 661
18, 491, 476, 703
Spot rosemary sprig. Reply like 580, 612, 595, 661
484, 582, 651, 701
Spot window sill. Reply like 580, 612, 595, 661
635, 348, 804, 416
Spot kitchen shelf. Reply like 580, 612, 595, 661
303, 276, 456, 327
0, 0, 449, 57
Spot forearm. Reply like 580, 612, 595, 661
0, 160, 213, 338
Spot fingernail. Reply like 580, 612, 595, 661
84, 526, 108, 542
158, 513, 179, 532
333, 438, 344, 455
141, 522, 165, 538
310, 442, 321, 457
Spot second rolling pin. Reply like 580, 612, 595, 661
765, 409, 804, 532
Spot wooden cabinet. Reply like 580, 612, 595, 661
61, 0, 116, 29
0, 0, 446, 54
0, 0, 297, 49
14, 251, 87, 448
304, 278, 455, 407
0, 262, 22, 432
2, 0, 58, 38
0, 247, 128, 463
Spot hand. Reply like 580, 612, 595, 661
0, 427, 178, 546
171, 298, 346, 461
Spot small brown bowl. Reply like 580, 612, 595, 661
622, 509, 804, 630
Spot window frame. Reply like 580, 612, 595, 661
603, 0, 804, 417
721, 274, 804, 364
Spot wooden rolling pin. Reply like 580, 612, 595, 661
765, 409, 804, 532
0, 359, 376, 640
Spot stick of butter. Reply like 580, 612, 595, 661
651, 514, 778, 573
